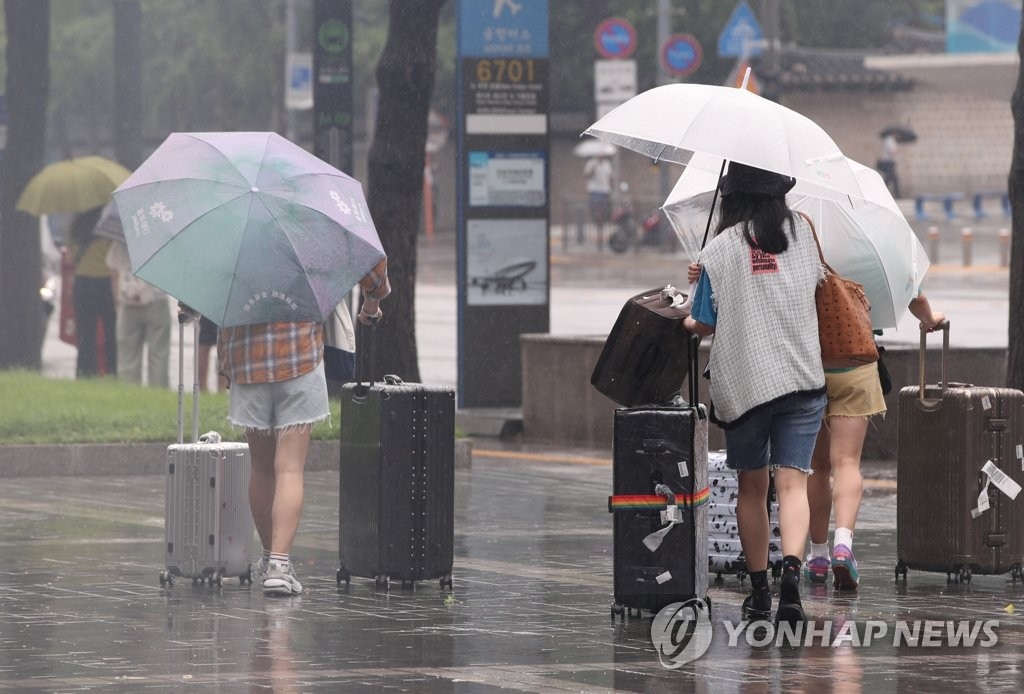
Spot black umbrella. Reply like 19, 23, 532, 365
880, 125, 917, 144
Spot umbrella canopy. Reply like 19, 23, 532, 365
17, 156, 132, 216
880, 125, 917, 144
112, 131, 386, 328
573, 139, 617, 158
584, 83, 863, 201
663, 156, 930, 330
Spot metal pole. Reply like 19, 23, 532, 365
285, 0, 297, 142
657, 0, 671, 202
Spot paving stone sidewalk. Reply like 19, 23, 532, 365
1, 445, 1022, 692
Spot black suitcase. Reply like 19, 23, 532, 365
336, 375, 456, 591
591, 285, 692, 407
608, 334, 710, 619
897, 323, 1024, 583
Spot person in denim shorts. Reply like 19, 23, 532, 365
684, 163, 826, 627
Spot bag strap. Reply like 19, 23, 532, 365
796, 210, 838, 275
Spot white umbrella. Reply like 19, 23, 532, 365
583, 82, 864, 201
573, 139, 617, 158
662, 156, 930, 330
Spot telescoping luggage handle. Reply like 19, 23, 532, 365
917, 318, 951, 407
176, 312, 201, 445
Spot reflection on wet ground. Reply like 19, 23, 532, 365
1, 448, 1022, 692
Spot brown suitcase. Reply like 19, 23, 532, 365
591, 286, 692, 407
896, 322, 1024, 583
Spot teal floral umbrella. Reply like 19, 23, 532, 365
112, 131, 386, 327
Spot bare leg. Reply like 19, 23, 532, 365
736, 467, 770, 572
807, 426, 833, 545
267, 425, 312, 555
774, 466, 810, 559
827, 416, 868, 533
247, 430, 277, 552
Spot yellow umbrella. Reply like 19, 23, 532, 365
16, 156, 132, 216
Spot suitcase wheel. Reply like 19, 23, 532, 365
336, 567, 351, 587
374, 575, 390, 591
894, 560, 908, 583
240, 566, 253, 586
1011, 564, 1023, 583
611, 603, 625, 622
439, 573, 453, 591
159, 570, 175, 587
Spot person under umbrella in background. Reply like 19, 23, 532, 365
583, 154, 614, 237
877, 132, 900, 199
67, 206, 117, 378
211, 258, 391, 597
105, 239, 171, 388
683, 163, 826, 627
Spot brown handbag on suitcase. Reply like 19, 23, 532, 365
591, 286, 693, 407
896, 321, 1024, 583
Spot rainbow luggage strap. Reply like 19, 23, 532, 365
607, 487, 710, 513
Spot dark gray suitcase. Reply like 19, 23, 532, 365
337, 375, 455, 590
896, 322, 1024, 583
608, 334, 710, 619
591, 286, 692, 407
161, 315, 257, 587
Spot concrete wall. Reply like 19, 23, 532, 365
521, 333, 1009, 460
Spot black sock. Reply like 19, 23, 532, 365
750, 569, 770, 593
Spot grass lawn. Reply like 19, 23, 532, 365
0, 370, 341, 445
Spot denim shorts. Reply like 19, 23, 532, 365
723, 390, 827, 473
227, 361, 330, 434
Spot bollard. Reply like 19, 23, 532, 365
999, 227, 1011, 267
927, 226, 940, 264
961, 227, 973, 267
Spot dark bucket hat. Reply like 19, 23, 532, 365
719, 162, 796, 198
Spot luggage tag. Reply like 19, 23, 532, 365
1017, 444, 1023, 472
644, 485, 683, 552
981, 460, 1022, 500
971, 479, 991, 519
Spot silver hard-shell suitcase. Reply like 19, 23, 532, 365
160, 314, 258, 587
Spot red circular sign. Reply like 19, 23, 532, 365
661, 33, 703, 77
594, 17, 637, 59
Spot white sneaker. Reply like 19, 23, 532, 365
251, 555, 269, 584
263, 559, 303, 596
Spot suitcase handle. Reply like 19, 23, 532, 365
176, 311, 201, 445
917, 319, 950, 407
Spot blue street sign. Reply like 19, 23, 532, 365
594, 17, 636, 59
718, 1, 764, 57
459, 0, 549, 58
661, 33, 702, 77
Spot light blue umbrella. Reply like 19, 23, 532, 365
112, 131, 386, 327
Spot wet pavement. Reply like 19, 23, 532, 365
1, 448, 1023, 692
19, 202, 1019, 691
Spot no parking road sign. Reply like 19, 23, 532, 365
594, 17, 636, 59
661, 33, 702, 78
